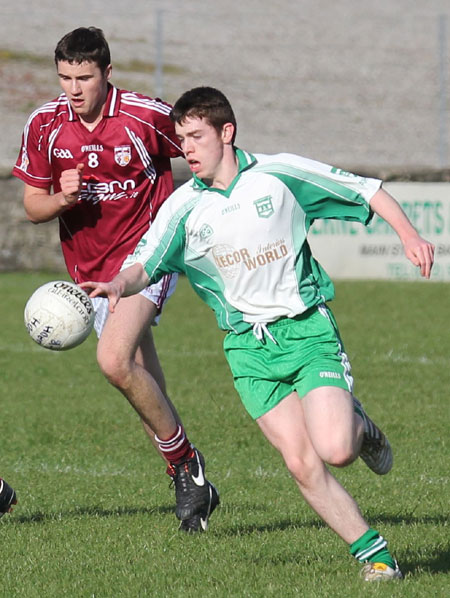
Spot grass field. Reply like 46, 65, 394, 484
0, 271, 448, 597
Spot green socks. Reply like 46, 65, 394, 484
350, 528, 396, 569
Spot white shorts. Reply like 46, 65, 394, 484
91, 273, 178, 338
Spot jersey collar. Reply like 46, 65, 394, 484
103, 84, 121, 118
66, 84, 120, 121
192, 148, 257, 193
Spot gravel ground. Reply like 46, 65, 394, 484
0, 0, 449, 176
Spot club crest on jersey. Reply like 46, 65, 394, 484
114, 145, 132, 167
199, 224, 214, 240
133, 237, 147, 257
254, 195, 274, 218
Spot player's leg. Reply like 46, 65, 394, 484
95, 290, 218, 530
303, 381, 393, 478
94, 282, 181, 448
257, 391, 368, 543
257, 391, 401, 580
96, 292, 177, 437
293, 308, 399, 578
135, 323, 219, 531
134, 323, 183, 446
301, 386, 362, 467
299, 304, 393, 475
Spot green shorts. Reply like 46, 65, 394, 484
223, 305, 354, 419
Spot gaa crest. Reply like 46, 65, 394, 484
114, 145, 131, 167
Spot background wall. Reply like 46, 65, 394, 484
1, 0, 449, 272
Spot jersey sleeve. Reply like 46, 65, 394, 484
123, 93, 182, 159
12, 112, 53, 189
151, 105, 183, 159
121, 190, 190, 282
265, 153, 381, 225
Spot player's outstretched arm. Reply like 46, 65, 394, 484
370, 187, 435, 278
80, 263, 150, 313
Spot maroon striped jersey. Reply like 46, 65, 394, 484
13, 84, 183, 283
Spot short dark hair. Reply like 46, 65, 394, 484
171, 87, 237, 143
54, 27, 111, 73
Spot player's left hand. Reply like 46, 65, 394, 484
403, 235, 435, 278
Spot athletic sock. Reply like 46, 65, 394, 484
350, 528, 396, 569
155, 424, 193, 467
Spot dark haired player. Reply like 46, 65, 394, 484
13, 29, 218, 532
82, 87, 434, 580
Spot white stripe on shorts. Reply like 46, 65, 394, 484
317, 304, 354, 392
92, 273, 178, 338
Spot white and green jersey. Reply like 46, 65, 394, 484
124, 149, 381, 334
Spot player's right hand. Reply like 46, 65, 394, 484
403, 234, 435, 279
80, 280, 123, 313
60, 163, 84, 205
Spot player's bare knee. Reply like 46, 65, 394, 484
97, 350, 132, 389
321, 442, 357, 467
283, 453, 317, 486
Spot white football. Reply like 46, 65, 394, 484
24, 280, 95, 350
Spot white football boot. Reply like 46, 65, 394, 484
354, 397, 393, 475
361, 560, 403, 581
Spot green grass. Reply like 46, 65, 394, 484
0, 272, 448, 597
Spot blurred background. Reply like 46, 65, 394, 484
1, 0, 449, 174
1, 0, 449, 271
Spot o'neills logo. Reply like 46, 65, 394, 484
52, 282, 93, 315
212, 240, 288, 279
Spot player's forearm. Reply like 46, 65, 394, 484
369, 187, 420, 243
115, 263, 151, 297
24, 190, 74, 223
80, 263, 150, 311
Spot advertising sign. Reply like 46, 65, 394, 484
308, 183, 450, 281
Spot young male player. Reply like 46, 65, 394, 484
13, 30, 218, 532
0, 478, 16, 518
81, 86, 435, 580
